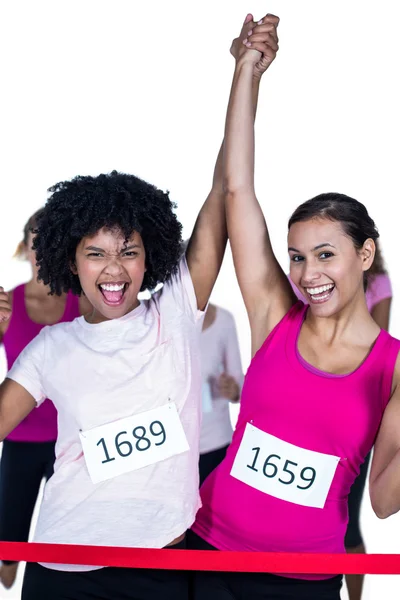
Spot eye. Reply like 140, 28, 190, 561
86, 252, 103, 257
290, 255, 304, 263
319, 252, 334, 259
123, 251, 138, 257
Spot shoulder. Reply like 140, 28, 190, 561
368, 273, 392, 296
153, 255, 202, 323
42, 317, 81, 342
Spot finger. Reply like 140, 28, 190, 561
259, 14, 280, 26
247, 42, 278, 60
244, 13, 253, 24
246, 33, 279, 51
0, 308, 11, 322
250, 23, 279, 42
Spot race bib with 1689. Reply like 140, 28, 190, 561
230, 423, 340, 509
79, 402, 189, 484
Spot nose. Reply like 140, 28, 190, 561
300, 258, 321, 286
103, 256, 125, 278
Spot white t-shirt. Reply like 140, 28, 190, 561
200, 307, 244, 454
8, 257, 204, 571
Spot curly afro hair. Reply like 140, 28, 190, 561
33, 171, 183, 295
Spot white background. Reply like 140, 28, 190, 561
1, 1, 400, 598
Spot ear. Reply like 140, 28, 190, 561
360, 239, 375, 272
70, 261, 78, 275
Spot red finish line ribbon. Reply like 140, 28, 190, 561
0, 542, 400, 574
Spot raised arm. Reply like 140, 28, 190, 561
186, 14, 280, 312
223, 15, 296, 354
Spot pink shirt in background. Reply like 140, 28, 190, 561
193, 302, 400, 579
200, 307, 243, 454
289, 273, 392, 313
2, 285, 80, 442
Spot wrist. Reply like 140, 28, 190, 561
234, 55, 257, 74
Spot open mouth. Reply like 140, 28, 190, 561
98, 282, 129, 306
305, 283, 335, 304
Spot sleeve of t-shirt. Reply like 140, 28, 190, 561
7, 329, 47, 407
157, 254, 205, 322
222, 311, 245, 394
367, 273, 393, 310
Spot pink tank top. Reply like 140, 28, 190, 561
3, 285, 80, 442
193, 302, 400, 579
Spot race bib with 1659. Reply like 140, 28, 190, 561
79, 402, 189, 484
230, 423, 340, 509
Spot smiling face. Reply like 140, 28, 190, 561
288, 218, 375, 315
73, 227, 146, 323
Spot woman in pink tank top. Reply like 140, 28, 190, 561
189, 13, 400, 600
0, 210, 86, 590
288, 241, 392, 600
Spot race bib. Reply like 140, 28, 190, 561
79, 403, 189, 484
230, 423, 340, 509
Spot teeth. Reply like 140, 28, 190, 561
307, 284, 334, 295
100, 283, 125, 292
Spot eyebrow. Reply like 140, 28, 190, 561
288, 243, 336, 252
85, 244, 141, 253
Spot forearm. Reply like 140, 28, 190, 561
223, 59, 257, 195
186, 74, 262, 310
211, 76, 260, 194
370, 448, 400, 518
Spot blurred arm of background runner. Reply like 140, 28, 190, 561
217, 311, 243, 402
0, 287, 37, 439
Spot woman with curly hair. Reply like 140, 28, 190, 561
0, 210, 89, 591
0, 13, 273, 598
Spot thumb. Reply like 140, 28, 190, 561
244, 13, 253, 24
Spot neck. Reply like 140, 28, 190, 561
305, 294, 377, 345
25, 277, 53, 297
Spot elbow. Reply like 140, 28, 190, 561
222, 176, 253, 198
372, 504, 393, 520
370, 488, 397, 519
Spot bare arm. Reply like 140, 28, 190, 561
186, 14, 276, 312
223, 16, 296, 355
371, 297, 392, 331
0, 379, 36, 441
370, 363, 400, 518
185, 143, 227, 312
0, 287, 38, 439
0, 287, 12, 343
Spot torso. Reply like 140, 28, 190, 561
297, 314, 381, 375
202, 304, 217, 331
7, 258, 204, 569
193, 302, 400, 579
